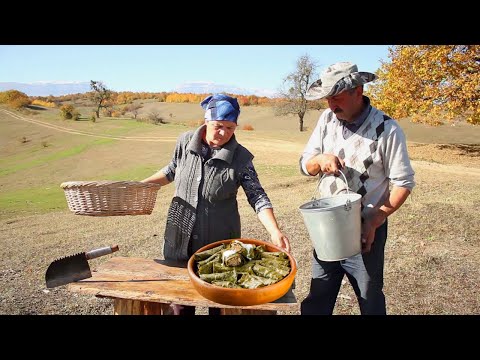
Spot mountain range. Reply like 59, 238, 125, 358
0, 81, 278, 98
0, 82, 91, 97
173, 82, 278, 98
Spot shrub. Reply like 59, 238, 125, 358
241, 123, 254, 131
0, 90, 30, 109
32, 99, 56, 108
60, 104, 76, 119
10, 97, 31, 109
148, 111, 165, 125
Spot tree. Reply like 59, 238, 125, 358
123, 103, 143, 119
147, 111, 164, 125
274, 54, 324, 131
90, 80, 112, 118
368, 45, 480, 125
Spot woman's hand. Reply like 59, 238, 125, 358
257, 208, 291, 253
140, 170, 171, 186
270, 229, 291, 253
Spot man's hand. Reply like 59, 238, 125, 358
361, 209, 387, 253
307, 154, 344, 176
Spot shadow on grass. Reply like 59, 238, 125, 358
26, 105, 47, 111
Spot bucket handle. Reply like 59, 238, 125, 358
311, 169, 350, 200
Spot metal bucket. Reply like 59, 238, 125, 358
299, 171, 362, 261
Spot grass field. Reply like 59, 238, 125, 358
0, 102, 479, 315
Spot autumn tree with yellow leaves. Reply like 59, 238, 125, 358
0, 90, 31, 109
368, 45, 480, 125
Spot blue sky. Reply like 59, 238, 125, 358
0, 45, 391, 96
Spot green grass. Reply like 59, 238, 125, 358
0, 184, 67, 217
0, 138, 114, 177
0, 164, 162, 218
0, 145, 47, 165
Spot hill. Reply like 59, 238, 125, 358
0, 103, 479, 315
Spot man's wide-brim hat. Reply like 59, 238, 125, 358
305, 62, 377, 101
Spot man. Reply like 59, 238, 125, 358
299, 62, 415, 315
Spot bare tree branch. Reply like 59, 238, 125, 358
273, 54, 324, 131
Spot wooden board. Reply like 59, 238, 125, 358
68, 257, 298, 312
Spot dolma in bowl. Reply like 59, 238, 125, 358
187, 238, 297, 306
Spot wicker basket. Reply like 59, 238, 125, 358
61, 181, 161, 216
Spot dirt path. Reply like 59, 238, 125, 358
0, 109, 177, 142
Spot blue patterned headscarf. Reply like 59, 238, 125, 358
200, 94, 240, 123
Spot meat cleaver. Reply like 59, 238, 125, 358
45, 245, 119, 288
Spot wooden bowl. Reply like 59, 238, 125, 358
187, 238, 297, 306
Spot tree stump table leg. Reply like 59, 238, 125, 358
219, 308, 277, 315
114, 299, 173, 315
113, 300, 277, 315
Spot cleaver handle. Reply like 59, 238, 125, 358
85, 245, 119, 260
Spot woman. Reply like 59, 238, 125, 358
142, 93, 290, 314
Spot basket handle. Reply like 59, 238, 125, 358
311, 169, 350, 200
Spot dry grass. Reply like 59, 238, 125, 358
0, 104, 479, 315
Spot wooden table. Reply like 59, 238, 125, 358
67, 256, 298, 315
